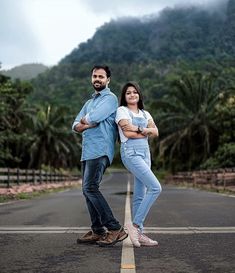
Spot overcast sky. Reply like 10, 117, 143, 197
0, 0, 225, 70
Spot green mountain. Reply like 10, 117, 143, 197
2, 63, 48, 81
30, 0, 234, 109
1, 0, 234, 171
60, 1, 233, 64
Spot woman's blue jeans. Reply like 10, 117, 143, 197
82, 156, 121, 234
121, 140, 162, 231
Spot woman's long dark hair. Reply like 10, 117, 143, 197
120, 82, 144, 109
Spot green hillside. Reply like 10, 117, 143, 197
1, 63, 48, 80
1, 0, 234, 171
30, 1, 234, 108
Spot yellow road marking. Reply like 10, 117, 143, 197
120, 178, 136, 273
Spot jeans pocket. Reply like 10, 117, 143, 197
134, 148, 147, 159
123, 147, 136, 158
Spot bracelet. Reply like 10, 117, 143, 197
137, 126, 144, 133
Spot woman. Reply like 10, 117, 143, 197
116, 82, 162, 247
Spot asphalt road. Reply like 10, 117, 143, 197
0, 170, 234, 273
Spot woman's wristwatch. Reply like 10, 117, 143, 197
137, 126, 144, 133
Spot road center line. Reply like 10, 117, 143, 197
120, 179, 136, 273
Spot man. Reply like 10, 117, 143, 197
72, 65, 128, 247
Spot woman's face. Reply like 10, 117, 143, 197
125, 86, 139, 105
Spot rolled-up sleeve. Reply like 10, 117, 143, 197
72, 103, 87, 132
115, 107, 131, 124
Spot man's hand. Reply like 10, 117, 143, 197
74, 123, 88, 132
74, 122, 97, 133
80, 117, 89, 125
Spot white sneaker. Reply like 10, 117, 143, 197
139, 233, 158, 246
125, 223, 141, 247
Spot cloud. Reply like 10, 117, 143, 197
1, 0, 112, 69
23, 0, 111, 64
0, 0, 42, 68
0, 0, 228, 70
82, 0, 227, 17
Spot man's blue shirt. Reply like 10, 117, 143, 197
72, 87, 118, 165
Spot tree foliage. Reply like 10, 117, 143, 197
1, 0, 235, 171
0, 75, 33, 166
0, 74, 81, 169
27, 104, 81, 169
152, 72, 222, 171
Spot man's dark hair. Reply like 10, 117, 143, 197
91, 65, 111, 78
120, 81, 144, 110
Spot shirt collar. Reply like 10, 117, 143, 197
92, 87, 110, 98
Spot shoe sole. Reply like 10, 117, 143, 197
140, 243, 159, 247
97, 233, 128, 247
77, 239, 100, 244
77, 236, 103, 242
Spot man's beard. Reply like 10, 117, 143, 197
93, 81, 106, 91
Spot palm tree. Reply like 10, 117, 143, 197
28, 104, 81, 169
0, 77, 34, 167
153, 72, 221, 171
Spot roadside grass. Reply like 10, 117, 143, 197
167, 181, 235, 195
0, 184, 81, 204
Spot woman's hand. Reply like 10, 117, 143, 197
144, 119, 159, 137
118, 119, 145, 139
141, 128, 150, 136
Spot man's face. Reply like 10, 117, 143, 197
91, 68, 110, 91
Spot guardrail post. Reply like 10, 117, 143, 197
17, 168, 20, 185
223, 169, 226, 191
33, 169, 36, 184
7, 168, 10, 188
39, 169, 42, 184
26, 169, 28, 183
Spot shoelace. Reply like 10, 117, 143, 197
102, 232, 111, 239
132, 228, 141, 241
139, 233, 152, 242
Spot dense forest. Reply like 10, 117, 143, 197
1, 0, 235, 173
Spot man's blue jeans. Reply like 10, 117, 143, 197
82, 156, 121, 234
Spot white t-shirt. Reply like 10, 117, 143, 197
115, 106, 153, 143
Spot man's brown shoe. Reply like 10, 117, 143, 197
96, 227, 128, 247
77, 230, 105, 244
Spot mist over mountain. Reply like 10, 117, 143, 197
30, 0, 234, 109
60, 0, 233, 64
